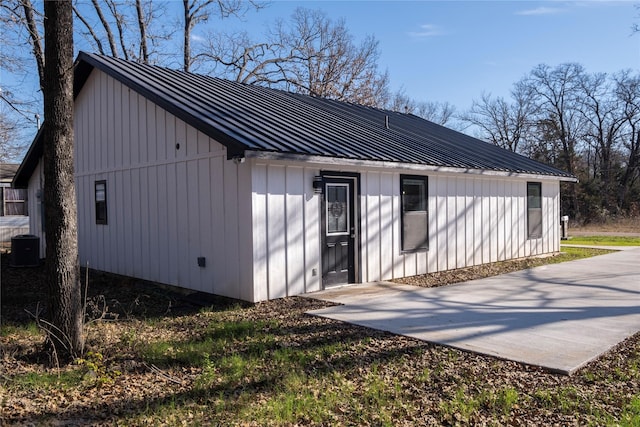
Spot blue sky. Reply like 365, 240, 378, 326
211, 0, 640, 112
3, 0, 639, 153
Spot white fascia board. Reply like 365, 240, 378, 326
244, 151, 578, 183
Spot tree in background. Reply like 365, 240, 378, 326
182, 0, 263, 72
73, 0, 174, 64
0, 109, 27, 162
197, 8, 390, 107
576, 71, 627, 211
614, 70, 640, 211
3, 2, 432, 145
388, 90, 456, 126
462, 62, 640, 222
0, 0, 44, 156
459, 81, 537, 153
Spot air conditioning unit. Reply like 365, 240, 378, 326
10, 234, 40, 267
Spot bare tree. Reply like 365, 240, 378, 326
526, 63, 587, 174
182, 0, 262, 72
576, 71, 627, 210
0, 0, 44, 145
199, 8, 390, 107
388, 91, 455, 125
135, 0, 148, 62
414, 101, 456, 126
284, 9, 389, 106
43, 0, 83, 360
88, 0, 119, 56
614, 70, 640, 210
387, 90, 417, 114
19, 0, 45, 89
0, 109, 27, 162
73, 0, 172, 64
523, 63, 587, 217
199, 30, 291, 84
459, 82, 536, 153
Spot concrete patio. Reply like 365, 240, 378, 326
306, 248, 640, 375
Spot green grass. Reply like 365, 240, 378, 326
6, 369, 85, 391
557, 246, 615, 260
564, 235, 640, 246
0, 322, 42, 337
141, 319, 277, 367
4, 246, 639, 426
620, 396, 640, 426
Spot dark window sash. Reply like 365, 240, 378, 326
95, 180, 108, 225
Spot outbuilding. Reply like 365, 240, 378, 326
14, 52, 576, 302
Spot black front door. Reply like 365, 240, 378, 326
322, 176, 356, 287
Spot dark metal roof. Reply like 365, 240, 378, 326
14, 51, 576, 187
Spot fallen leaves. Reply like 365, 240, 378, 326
1, 253, 640, 425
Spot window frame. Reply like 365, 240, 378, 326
95, 180, 108, 225
527, 181, 542, 239
400, 174, 429, 252
325, 182, 350, 236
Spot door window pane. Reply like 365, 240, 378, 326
326, 184, 349, 235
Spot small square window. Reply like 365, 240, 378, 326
95, 180, 107, 225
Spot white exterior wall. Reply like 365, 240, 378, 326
250, 161, 561, 299
360, 171, 560, 282
26, 66, 563, 302
251, 162, 322, 301
74, 70, 254, 301
26, 160, 45, 258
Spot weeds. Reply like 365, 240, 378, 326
76, 351, 121, 386
620, 396, 640, 426
439, 387, 481, 424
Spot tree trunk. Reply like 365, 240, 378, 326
43, 0, 83, 360
135, 0, 149, 63
21, 0, 45, 91
183, 0, 191, 72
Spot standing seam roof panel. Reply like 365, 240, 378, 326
76, 52, 575, 179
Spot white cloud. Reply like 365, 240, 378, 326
515, 7, 564, 16
408, 24, 445, 38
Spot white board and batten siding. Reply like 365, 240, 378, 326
74, 69, 254, 301
25, 161, 46, 258
250, 161, 561, 300
359, 171, 559, 283
26, 65, 563, 303
251, 163, 322, 301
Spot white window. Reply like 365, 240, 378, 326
401, 175, 428, 251
527, 182, 542, 239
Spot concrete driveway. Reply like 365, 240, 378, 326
306, 248, 640, 375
